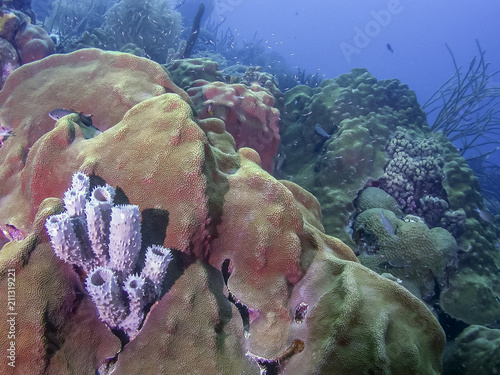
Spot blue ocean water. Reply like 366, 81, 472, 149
215, 0, 500, 158
1, 0, 499, 373
214, 1, 500, 95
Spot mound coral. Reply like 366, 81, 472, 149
0, 10, 53, 73
188, 79, 281, 173
0, 10, 21, 41
443, 325, 500, 375
0, 48, 190, 234
14, 23, 55, 64
165, 57, 223, 90
1, 10, 54, 61
355, 187, 403, 216
280, 69, 426, 244
0, 49, 444, 374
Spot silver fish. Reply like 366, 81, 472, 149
379, 211, 395, 236
314, 124, 331, 138
474, 208, 493, 223
49, 108, 93, 127
388, 258, 410, 268
48, 108, 79, 121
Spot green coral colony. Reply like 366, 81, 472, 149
0, 1, 499, 374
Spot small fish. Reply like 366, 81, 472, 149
48, 108, 93, 127
388, 258, 410, 268
174, 0, 185, 9
379, 211, 395, 236
294, 302, 309, 323
49, 108, 100, 138
207, 103, 214, 116
314, 124, 331, 138
48, 108, 78, 120
381, 272, 403, 284
387, 43, 395, 53
474, 208, 493, 223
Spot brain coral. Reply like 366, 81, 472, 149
353, 207, 458, 298
355, 187, 403, 216
0, 49, 444, 374
165, 58, 223, 90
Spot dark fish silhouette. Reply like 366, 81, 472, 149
387, 43, 395, 53
48, 108, 101, 138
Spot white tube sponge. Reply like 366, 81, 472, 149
45, 213, 92, 270
123, 274, 146, 309
120, 274, 148, 336
85, 185, 115, 266
64, 172, 90, 217
86, 267, 126, 328
141, 245, 172, 295
108, 205, 142, 274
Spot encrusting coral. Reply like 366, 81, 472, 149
0, 38, 19, 88
0, 49, 445, 374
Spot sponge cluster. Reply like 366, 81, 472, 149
45, 172, 172, 336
